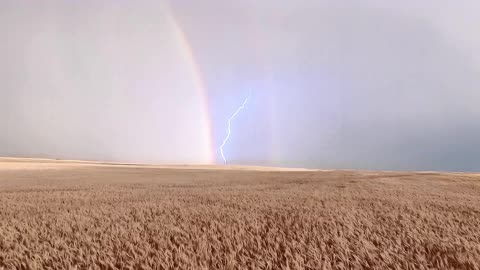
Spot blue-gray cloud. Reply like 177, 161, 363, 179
2, 0, 480, 171
173, 0, 480, 171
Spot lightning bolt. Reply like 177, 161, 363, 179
219, 90, 253, 165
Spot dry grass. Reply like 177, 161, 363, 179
1, 159, 480, 269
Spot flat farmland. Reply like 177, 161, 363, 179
1, 158, 479, 269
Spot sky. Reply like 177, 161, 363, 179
1, 0, 479, 171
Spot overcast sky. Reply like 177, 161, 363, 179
2, 1, 479, 171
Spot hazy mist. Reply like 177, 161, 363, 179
2, 1, 480, 171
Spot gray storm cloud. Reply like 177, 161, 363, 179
2, 0, 480, 171
173, 0, 480, 171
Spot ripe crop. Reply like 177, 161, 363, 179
1, 162, 479, 269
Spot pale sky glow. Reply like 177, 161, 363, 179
2, 1, 480, 171
1, 1, 211, 164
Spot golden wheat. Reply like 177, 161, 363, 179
1, 162, 479, 269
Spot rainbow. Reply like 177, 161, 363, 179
163, 3, 272, 165
165, 5, 215, 164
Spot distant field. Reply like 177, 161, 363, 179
1, 159, 479, 269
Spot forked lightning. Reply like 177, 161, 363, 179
219, 90, 253, 165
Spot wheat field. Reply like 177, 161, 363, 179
1, 158, 479, 269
